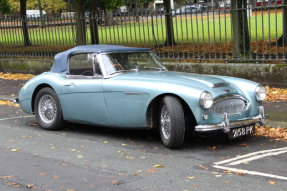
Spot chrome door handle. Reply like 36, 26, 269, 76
64, 83, 75, 86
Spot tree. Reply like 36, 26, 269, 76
230, 0, 251, 60
163, 0, 175, 46
75, 0, 86, 45
89, 0, 99, 44
0, 0, 11, 14
20, 0, 32, 46
277, 0, 287, 45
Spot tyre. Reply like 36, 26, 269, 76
34, 87, 65, 130
159, 96, 185, 148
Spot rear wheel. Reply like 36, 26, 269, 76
34, 87, 65, 130
159, 96, 185, 148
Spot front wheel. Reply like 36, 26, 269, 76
34, 87, 65, 130
159, 96, 185, 148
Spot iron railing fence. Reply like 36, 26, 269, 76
0, 2, 286, 63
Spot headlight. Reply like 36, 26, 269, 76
255, 85, 266, 101
200, 91, 213, 109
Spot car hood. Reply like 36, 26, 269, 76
115, 71, 230, 91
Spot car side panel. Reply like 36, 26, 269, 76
104, 92, 150, 127
19, 99, 33, 114
102, 78, 204, 127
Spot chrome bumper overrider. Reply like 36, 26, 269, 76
13, 98, 19, 105
195, 106, 267, 133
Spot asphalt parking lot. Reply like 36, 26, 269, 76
1, 104, 287, 191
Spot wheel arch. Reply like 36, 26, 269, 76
31, 83, 55, 113
146, 93, 197, 131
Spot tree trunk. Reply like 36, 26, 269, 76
135, 0, 139, 22
277, 0, 287, 45
105, 10, 113, 26
231, 0, 252, 60
38, 0, 45, 27
75, 0, 86, 45
90, 0, 99, 44
20, 0, 31, 46
164, 0, 175, 46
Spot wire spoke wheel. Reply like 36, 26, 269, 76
161, 105, 171, 139
38, 94, 57, 124
159, 96, 185, 148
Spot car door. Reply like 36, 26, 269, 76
63, 53, 111, 126
101, 53, 151, 128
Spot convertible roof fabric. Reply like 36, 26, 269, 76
50, 45, 152, 74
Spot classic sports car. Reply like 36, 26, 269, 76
15, 45, 267, 148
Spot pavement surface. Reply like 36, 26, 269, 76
1, 78, 287, 191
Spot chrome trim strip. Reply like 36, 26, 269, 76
213, 94, 246, 102
195, 106, 267, 132
97, 54, 108, 78
123, 92, 144, 95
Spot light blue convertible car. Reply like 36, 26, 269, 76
15, 45, 267, 148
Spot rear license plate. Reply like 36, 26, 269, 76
229, 124, 255, 139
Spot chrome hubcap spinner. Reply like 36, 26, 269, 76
38, 94, 57, 124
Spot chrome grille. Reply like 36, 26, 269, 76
211, 98, 247, 115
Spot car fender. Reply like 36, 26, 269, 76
19, 72, 67, 115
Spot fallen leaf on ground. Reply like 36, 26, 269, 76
188, 177, 194, 179
201, 166, 208, 170
147, 169, 158, 173
153, 165, 164, 168
269, 181, 275, 185
11, 148, 20, 151
110, 180, 118, 184
77, 155, 83, 158
38, 173, 47, 175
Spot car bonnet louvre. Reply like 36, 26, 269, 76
212, 83, 230, 88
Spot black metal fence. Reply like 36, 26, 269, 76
0, 2, 286, 63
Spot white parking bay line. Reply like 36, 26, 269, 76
215, 146, 287, 165
0, 115, 35, 121
213, 165, 287, 181
213, 147, 287, 180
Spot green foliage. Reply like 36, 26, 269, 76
0, 0, 12, 14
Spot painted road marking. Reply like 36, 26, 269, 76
213, 147, 287, 180
0, 115, 34, 121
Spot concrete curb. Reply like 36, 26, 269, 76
265, 120, 287, 128
0, 95, 17, 101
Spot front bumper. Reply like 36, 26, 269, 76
195, 106, 267, 133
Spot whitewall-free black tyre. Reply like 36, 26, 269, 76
159, 95, 185, 148
34, 87, 65, 130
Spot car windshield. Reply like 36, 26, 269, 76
102, 52, 167, 76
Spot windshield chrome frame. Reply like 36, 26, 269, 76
98, 51, 166, 78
